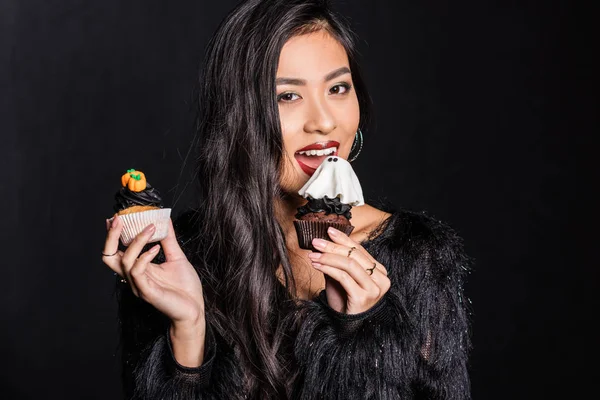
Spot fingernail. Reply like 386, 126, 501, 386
111, 216, 119, 229
327, 227, 340, 237
312, 238, 327, 250
312, 262, 322, 268
150, 244, 160, 253
308, 252, 322, 260
105, 219, 111, 231
144, 224, 156, 234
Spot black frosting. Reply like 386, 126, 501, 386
114, 183, 163, 212
295, 196, 352, 220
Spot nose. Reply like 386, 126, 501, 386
303, 98, 336, 135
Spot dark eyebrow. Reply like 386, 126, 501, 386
324, 66, 351, 82
275, 66, 351, 86
275, 77, 306, 86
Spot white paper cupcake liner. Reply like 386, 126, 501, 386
111, 208, 172, 246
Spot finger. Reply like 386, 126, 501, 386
325, 227, 388, 276
160, 219, 186, 261
312, 236, 380, 276
129, 244, 161, 297
309, 252, 378, 291
368, 266, 392, 295
102, 216, 124, 272
312, 262, 363, 297
102, 251, 125, 276
102, 216, 123, 255
312, 235, 387, 278
121, 224, 156, 274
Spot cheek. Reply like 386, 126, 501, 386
279, 108, 301, 153
278, 152, 305, 195
278, 113, 302, 193
280, 128, 295, 166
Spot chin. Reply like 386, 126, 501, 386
279, 167, 305, 196
280, 179, 307, 198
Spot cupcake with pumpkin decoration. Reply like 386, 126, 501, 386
111, 169, 171, 246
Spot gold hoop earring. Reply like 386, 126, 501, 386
348, 129, 363, 162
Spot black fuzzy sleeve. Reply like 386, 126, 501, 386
293, 210, 472, 400
127, 325, 215, 399
117, 210, 242, 399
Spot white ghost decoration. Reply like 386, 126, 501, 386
298, 156, 364, 206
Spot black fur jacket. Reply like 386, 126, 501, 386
117, 208, 472, 399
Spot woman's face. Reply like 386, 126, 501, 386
277, 30, 360, 195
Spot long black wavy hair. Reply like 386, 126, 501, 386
194, 0, 372, 397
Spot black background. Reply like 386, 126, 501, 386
1, 0, 597, 398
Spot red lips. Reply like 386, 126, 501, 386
297, 140, 341, 152
294, 140, 340, 176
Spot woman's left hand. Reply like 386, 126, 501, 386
308, 226, 391, 314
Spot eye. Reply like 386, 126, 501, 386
277, 92, 301, 103
329, 83, 352, 95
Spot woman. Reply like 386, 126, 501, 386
102, 0, 471, 399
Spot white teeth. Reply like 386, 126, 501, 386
297, 147, 337, 156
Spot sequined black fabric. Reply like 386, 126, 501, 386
117, 208, 472, 400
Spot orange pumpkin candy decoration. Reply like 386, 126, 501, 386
121, 169, 147, 192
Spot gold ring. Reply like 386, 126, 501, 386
347, 246, 356, 257
366, 263, 376, 275
102, 250, 118, 257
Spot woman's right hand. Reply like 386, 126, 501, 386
102, 216, 206, 366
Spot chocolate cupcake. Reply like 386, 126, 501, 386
294, 156, 364, 251
110, 169, 171, 246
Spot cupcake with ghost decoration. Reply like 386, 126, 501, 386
294, 156, 364, 251
111, 169, 171, 246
